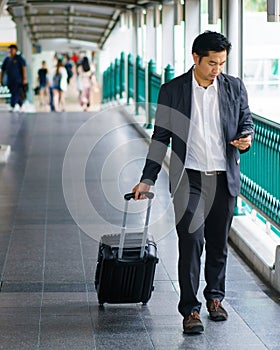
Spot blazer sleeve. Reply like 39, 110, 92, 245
140, 84, 172, 185
236, 78, 254, 154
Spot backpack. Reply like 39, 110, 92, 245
52, 73, 62, 88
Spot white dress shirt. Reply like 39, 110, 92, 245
185, 71, 226, 171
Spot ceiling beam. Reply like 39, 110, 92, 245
26, 21, 107, 29
23, 12, 113, 21
32, 28, 104, 37
32, 33, 100, 41
21, 0, 154, 9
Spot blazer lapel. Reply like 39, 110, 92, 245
217, 74, 230, 143
183, 68, 193, 120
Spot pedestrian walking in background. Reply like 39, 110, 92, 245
77, 56, 95, 111
37, 60, 48, 106
51, 59, 68, 112
64, 55, 73, 85
0, 44, 28, 112
132, 31, 254, 335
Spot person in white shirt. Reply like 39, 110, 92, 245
77, 56, 95, 111
132, 31, 254, 335
51, 59, 68, 112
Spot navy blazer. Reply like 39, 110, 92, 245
140, 67, 254, 197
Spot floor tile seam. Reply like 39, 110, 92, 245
226, 303, 270, 349
37, 116, 54, 350
136, 306, 157, 350
77, 226, 97, 349
156, 253, 179, 295
64, 131, 97, 350
0, 117, 40, 285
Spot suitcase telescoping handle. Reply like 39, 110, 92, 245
124, 192, 154, 201
119, 192, 154, 259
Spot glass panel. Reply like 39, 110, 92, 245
243, 0, 280, 124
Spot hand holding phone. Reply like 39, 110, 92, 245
232, 130, 252, 142
230, 130, 252, 150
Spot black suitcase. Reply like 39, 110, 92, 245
94, 192, 158, 305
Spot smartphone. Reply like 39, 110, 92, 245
232, 130, 252, 141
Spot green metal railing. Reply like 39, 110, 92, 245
240, 114, 280, 227
120, 52, 125, 99
127, 53, 134, 104
135, 55, 146, 115
114, 58, 120, 98
147, 59, 161, 129
102, 52, 175, 124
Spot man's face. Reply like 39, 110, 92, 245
8, 48, 17, 57
193, 50, 227, 82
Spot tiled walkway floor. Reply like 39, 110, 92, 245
0, 107, 279, 350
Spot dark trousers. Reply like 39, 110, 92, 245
8, 84, 23, 108
173, 169, 235, 317
49, 86, 55, 111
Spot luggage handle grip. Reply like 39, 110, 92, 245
124, 192, 154, 200
119, 192, 154, 259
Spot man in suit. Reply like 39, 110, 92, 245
132, 31, 254, 334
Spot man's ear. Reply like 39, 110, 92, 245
192, 53, 199, 65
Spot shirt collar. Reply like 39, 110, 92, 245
192, 69, 218, 91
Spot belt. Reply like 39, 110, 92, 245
203, 171, 224, 176
186, 169, 225, 176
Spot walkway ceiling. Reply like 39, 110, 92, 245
2, 0, 164, 49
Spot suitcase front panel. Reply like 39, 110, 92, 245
95, 242, 158, 304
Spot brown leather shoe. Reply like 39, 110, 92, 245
183, 311, 204, 334
206, 299, 228, 321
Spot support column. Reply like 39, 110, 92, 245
0, 0, 7, 16
184, 0, 200, 70
14, 8, 34, 103
225, 0, 242, 77
146, 8, 156, 62
162, 3, 174, 70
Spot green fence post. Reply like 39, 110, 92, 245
103, 68, 106, 102
135, 55, 142, 115
164, 64, 175, 83
110, 63, 114, 101
115, 58, 120, 99
147, 59, 156, 129
127, 53, 134, 105
107, 67, 111, 102
120, 52, 125, 99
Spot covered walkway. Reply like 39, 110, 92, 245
0, 107, 279, 349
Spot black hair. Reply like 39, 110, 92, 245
82, 56, 90, 72
8, 44, 18, 50
192, 31, 232, 61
